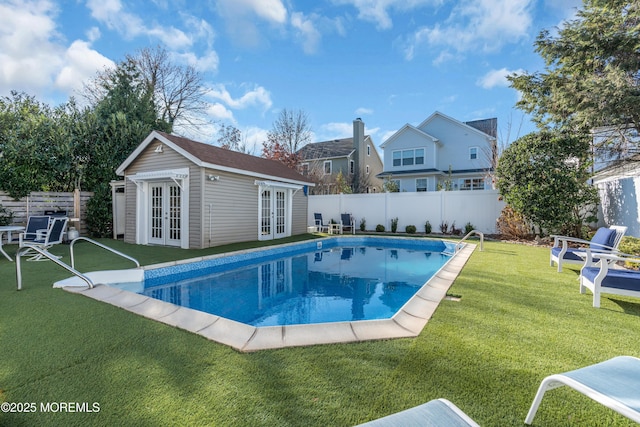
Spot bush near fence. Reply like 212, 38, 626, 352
0, 190, 93, 236
309, 190, 505, 234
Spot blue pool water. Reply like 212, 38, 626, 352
136, 237, 453, 326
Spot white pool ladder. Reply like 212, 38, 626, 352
15, 237, 139, 291
455, 230, 484, 252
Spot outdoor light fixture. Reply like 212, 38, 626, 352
208, 175, 220, 181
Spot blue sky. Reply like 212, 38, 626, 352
0, 0, 582, 154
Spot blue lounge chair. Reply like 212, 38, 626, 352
579, 252, 640, 308
19, 215, 51, 243
341, 213, 355, 235
313, 213, 329, 233
550, 225, 626, 272
18, 216, 68, 261
355, 398, 479, 427
525, 356, 640, 424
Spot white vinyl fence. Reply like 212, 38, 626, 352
309, 190, 505, 234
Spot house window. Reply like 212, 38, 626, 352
469, 147, 479, 160
460, 178, 485, 190
367, 145, 371, 156
349, 160, 354, 174
393, 151, 401, 166
366, 165, 370, 175
300, 163, 309, 176
393, 149, 424, 167
402, 150, 414, 166
416, 178, 428, 192
324, 160, 332, 175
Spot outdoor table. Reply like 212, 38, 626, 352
0, 225, 25, 261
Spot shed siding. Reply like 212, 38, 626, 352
292, 190, 308, 235
203, 170, 259, 247
122, 141, 203, 248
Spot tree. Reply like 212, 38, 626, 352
496, 130, 599, 237
262, 109, 311, 167
509, 0, 640, 157
84, 45, 207, 133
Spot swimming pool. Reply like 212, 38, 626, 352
57, 236, 476, 351
136, 239, 452, 326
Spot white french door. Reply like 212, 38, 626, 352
149, 182, 182, 247
259, 188, 288, 240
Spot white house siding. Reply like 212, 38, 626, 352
309, 190, 504, 234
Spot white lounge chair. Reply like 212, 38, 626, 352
550, 225, 627, 272
19, 215, 52, 243
525, 356, 640, 424
355, 398, 479, 427
18, 216, 68, 261
313, 213, 330, 233
579, 252, 640, 308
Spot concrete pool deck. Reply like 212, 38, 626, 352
60, 241, 476, 352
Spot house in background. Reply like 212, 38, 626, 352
296, 118, 383, 194
115, 130, 313, 249
377, 111, 497, 192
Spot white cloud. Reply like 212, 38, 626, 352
401, 0, 534, 61
355, 107, 374, 115
207, 102, 235, 121
332, 0, 442, 30
176, 50, 220, 73
86, 0, 193, 49
0, 0, 112, 100
320, 122, 353, 139
217, 0, 287, 24
206, 84, 273, 111
477, 67, 523, 89
55, 40, 115, 94
291, 12, 322, 54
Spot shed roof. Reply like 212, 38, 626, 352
117, 130, 314, 185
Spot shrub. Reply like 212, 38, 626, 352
464, 222, 474, 235
619, 236, 640, 269
405, 225, 416, 234
376, 224, 385, 232
450, 221, 461, 235
424, 220, 432, 234
439, 220, 449, 234
359, 217, 366, 232
391, 217, 399, 233
496, 205, 532, 239
0, 204, 14, 226
86, 183, 113, 238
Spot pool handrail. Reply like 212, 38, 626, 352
16, 243, 94, 290
70, 237, 140, 270
456, 230, 484, 252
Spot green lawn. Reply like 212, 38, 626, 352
1, 236, 639, 426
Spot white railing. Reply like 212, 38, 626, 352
455, 230, 484, 252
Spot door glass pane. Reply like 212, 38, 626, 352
168, 184, 181, 240
261, 190, 271, 235
151, 185, 163, 239
276, 191, 285, 234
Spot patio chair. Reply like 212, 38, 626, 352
19, 215, 52, 243
525, 356, 640, 425
341, 213, 355, 235
579, 252, 640, 308
18, 216, 68, 261
550, 225, 627, 272
313, 213, 329, 233
356, 398, 479, 426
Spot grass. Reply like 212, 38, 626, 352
1, 235, 640, 426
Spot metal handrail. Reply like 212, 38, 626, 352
16, 244, 94, 290
70, 237, 140, 269
456, 230, 484, 252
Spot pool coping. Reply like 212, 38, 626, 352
60, 238, 476, 352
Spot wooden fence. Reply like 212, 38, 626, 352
0, 190, 94, 235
